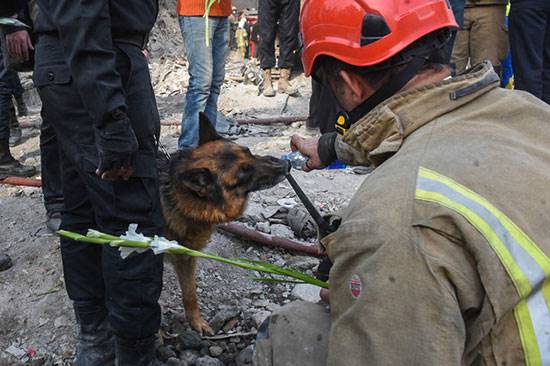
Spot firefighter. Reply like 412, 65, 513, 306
255, 1, 550, 365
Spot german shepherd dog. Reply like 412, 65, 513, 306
159, 113, 290, 334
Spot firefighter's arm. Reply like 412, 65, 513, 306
326, 226, 476, 365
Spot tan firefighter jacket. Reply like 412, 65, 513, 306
323, 61, 550, 366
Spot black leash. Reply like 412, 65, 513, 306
286, 173, 332, 238
286, 172, 336, 282
154, 135, 172, 161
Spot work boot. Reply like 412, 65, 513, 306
0, 139, 36, 179
115, 335, 159, 366
0, 254, 13, 272
74, 302, 116, 366
278, 68, 299, 96
14, 96, 28, 117
46, 211, 62, 232
262, 69, 276, 97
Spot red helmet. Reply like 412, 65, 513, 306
300, 0, 458, 76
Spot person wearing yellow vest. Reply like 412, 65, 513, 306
177, 0, 232, 148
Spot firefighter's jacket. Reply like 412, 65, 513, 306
324, 61, 550, 365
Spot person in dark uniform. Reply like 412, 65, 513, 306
3, 0, 64, 232
32, 0, 164, 364
0, 12, 36, 179
509, 0, 550, 104
0, 0, 30, 273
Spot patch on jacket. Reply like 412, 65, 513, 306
350, 274, 362, 299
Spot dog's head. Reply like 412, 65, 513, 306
168, 113, 290, 223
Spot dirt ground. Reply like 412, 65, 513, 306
0, 2, 368, 363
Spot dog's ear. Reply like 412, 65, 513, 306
198, 112, 222, 145
179, 168, 221, 201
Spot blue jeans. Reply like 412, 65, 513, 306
178, 16, 229, 148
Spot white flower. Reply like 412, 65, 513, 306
120, 223, 151, 243
150, 236, 181, 255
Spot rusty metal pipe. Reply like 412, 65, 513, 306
0, 177, 42, 187
218, 222, 322, 257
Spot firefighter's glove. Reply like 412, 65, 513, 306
95, 116, 138, 181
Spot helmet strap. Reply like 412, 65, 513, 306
339, 55, 427, 132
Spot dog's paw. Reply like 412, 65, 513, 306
190, 316, 214, 336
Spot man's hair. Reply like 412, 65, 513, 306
314, 28, 450, 89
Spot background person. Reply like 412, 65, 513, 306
509, 0, 550, 104
177, 0, 231, 149
0, 13, 36, 179
258, 0, 300, 97
451, 0, 508, 75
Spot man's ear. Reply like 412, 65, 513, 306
198, 112, 222, 145
338, 69, 375, 105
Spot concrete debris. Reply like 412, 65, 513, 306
291, 284, 322, 303
209, 345, 224, 357
196, 355, 225, 366
269, 224, 295, 239
209, 307, 241, 334
236, 345, 254, 366
178, 330, 202, 350
5, 344, 26, 358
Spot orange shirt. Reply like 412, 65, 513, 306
177, 0, 232, 17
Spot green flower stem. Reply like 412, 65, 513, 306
57, 229, 329, 289
203, 0, 219, 47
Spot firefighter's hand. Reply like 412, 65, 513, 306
95, 119, 138, 181
290, 135, 322, 172
6, 30, 33, 61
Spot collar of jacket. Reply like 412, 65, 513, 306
340, 61, 500, 167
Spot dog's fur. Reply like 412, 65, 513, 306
159, 113, 289, 334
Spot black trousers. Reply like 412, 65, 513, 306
0, 59, 15, 140
510, 6, 550, 104
258, 0, 300, 69
40, 114, 64, 213
34, 35, 164, 340
9, 72, 24, 98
